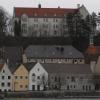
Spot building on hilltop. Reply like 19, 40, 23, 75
23, 45, 85, 64
13, 4, 89, 37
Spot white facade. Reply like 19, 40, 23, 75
29, 63, 48, 91
20, 16, 68, 37
0, 63, 12, 92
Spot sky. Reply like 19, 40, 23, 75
0, 0, 100, 15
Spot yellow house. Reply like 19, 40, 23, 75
13, 64, 29, 91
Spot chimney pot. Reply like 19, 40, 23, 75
38, 4, 41, 8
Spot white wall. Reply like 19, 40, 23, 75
29, 63, 48, 91
0, 63, 12, 92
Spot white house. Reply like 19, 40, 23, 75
29, 63, 48, 91
0, 63, 12, 92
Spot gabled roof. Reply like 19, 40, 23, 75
41, 63, 92, 74
24, 63, 36, 71
14, 7, 78, 18
8, 63, 21, 74
24, 45, 84, 59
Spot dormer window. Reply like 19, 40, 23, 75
34, 13, 37, 16
21, 14, 28, 22
54, 14, 56, 16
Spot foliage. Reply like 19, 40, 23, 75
14, 19, 21, 37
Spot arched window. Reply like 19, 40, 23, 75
32, 73, 36, 82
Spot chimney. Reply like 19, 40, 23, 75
90, 61, 96, 73
58, 6, 60, 9
38, 4, 41, 8
77, 4, 80, 8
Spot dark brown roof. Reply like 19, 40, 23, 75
14, 7, 78, 18
0, 64, 4, 71
41, 63, 92, 74
24, 45, 84, 59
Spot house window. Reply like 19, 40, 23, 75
22, 24, 27, 33
1, 83, 5, 87
15, 76, 18, 79
37, 68, 40, 71
25, 76, 28, 79
71, 76, 75, 82
55, 76, 57, 82
2, 76, 4, 80
54, 30, 57, 35
32, 73, 36, 81
20, 76, 23, 79
20, 85, 23, 88
37, 76, 40, 79
34, 18, 38, 22
67, 85, 69, 90
25, 85, 28, 88
2, 70, 5, 73
8, 76, 11, 79
7, 82, 11, 87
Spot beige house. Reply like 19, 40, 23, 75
12, 64, 29, 91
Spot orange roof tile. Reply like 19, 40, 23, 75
14, 7, 78, 18
86, 46, 100, 55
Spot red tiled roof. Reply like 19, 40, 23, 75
86, 46, 100, 55
14, 7, 78, 17
0, 64, 4, 71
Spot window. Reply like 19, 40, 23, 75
32, 73, 36, 81
25, 85, 28, 88
2, 76, 4, 79
2, 70, 5, 73
37, 76, 40, 79
54, 30, 57, 35
20, 85, 23, 88
7, 82, 11, 87
1, 83, 5, 87
37, 68, 40, 71
8, 76, 11, 79
71, 76, 75, 82
25, 76, 28, 79
20, 76, 23, 79
34, 18, 38, 22
55, 76, 57, 82
22, 24, 27, 33
67, 85, 69, 90
15, 76, 18, 79
21, 14, 27, 22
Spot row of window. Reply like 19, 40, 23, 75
19, 85, 28, 88
14, 76, 28, 79
0, 76, 11, 80
0, 82, 11, 87
22, 18, 59, 23
27, 58, 84, 64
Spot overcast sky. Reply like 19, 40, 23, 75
0, 0, 100, 15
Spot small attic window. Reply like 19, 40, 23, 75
34, 13, 37, 16
54, 14, 56, 16
21, 14, 28, 22
44, 13, 47, 17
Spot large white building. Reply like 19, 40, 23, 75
13, 4, 89, 37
